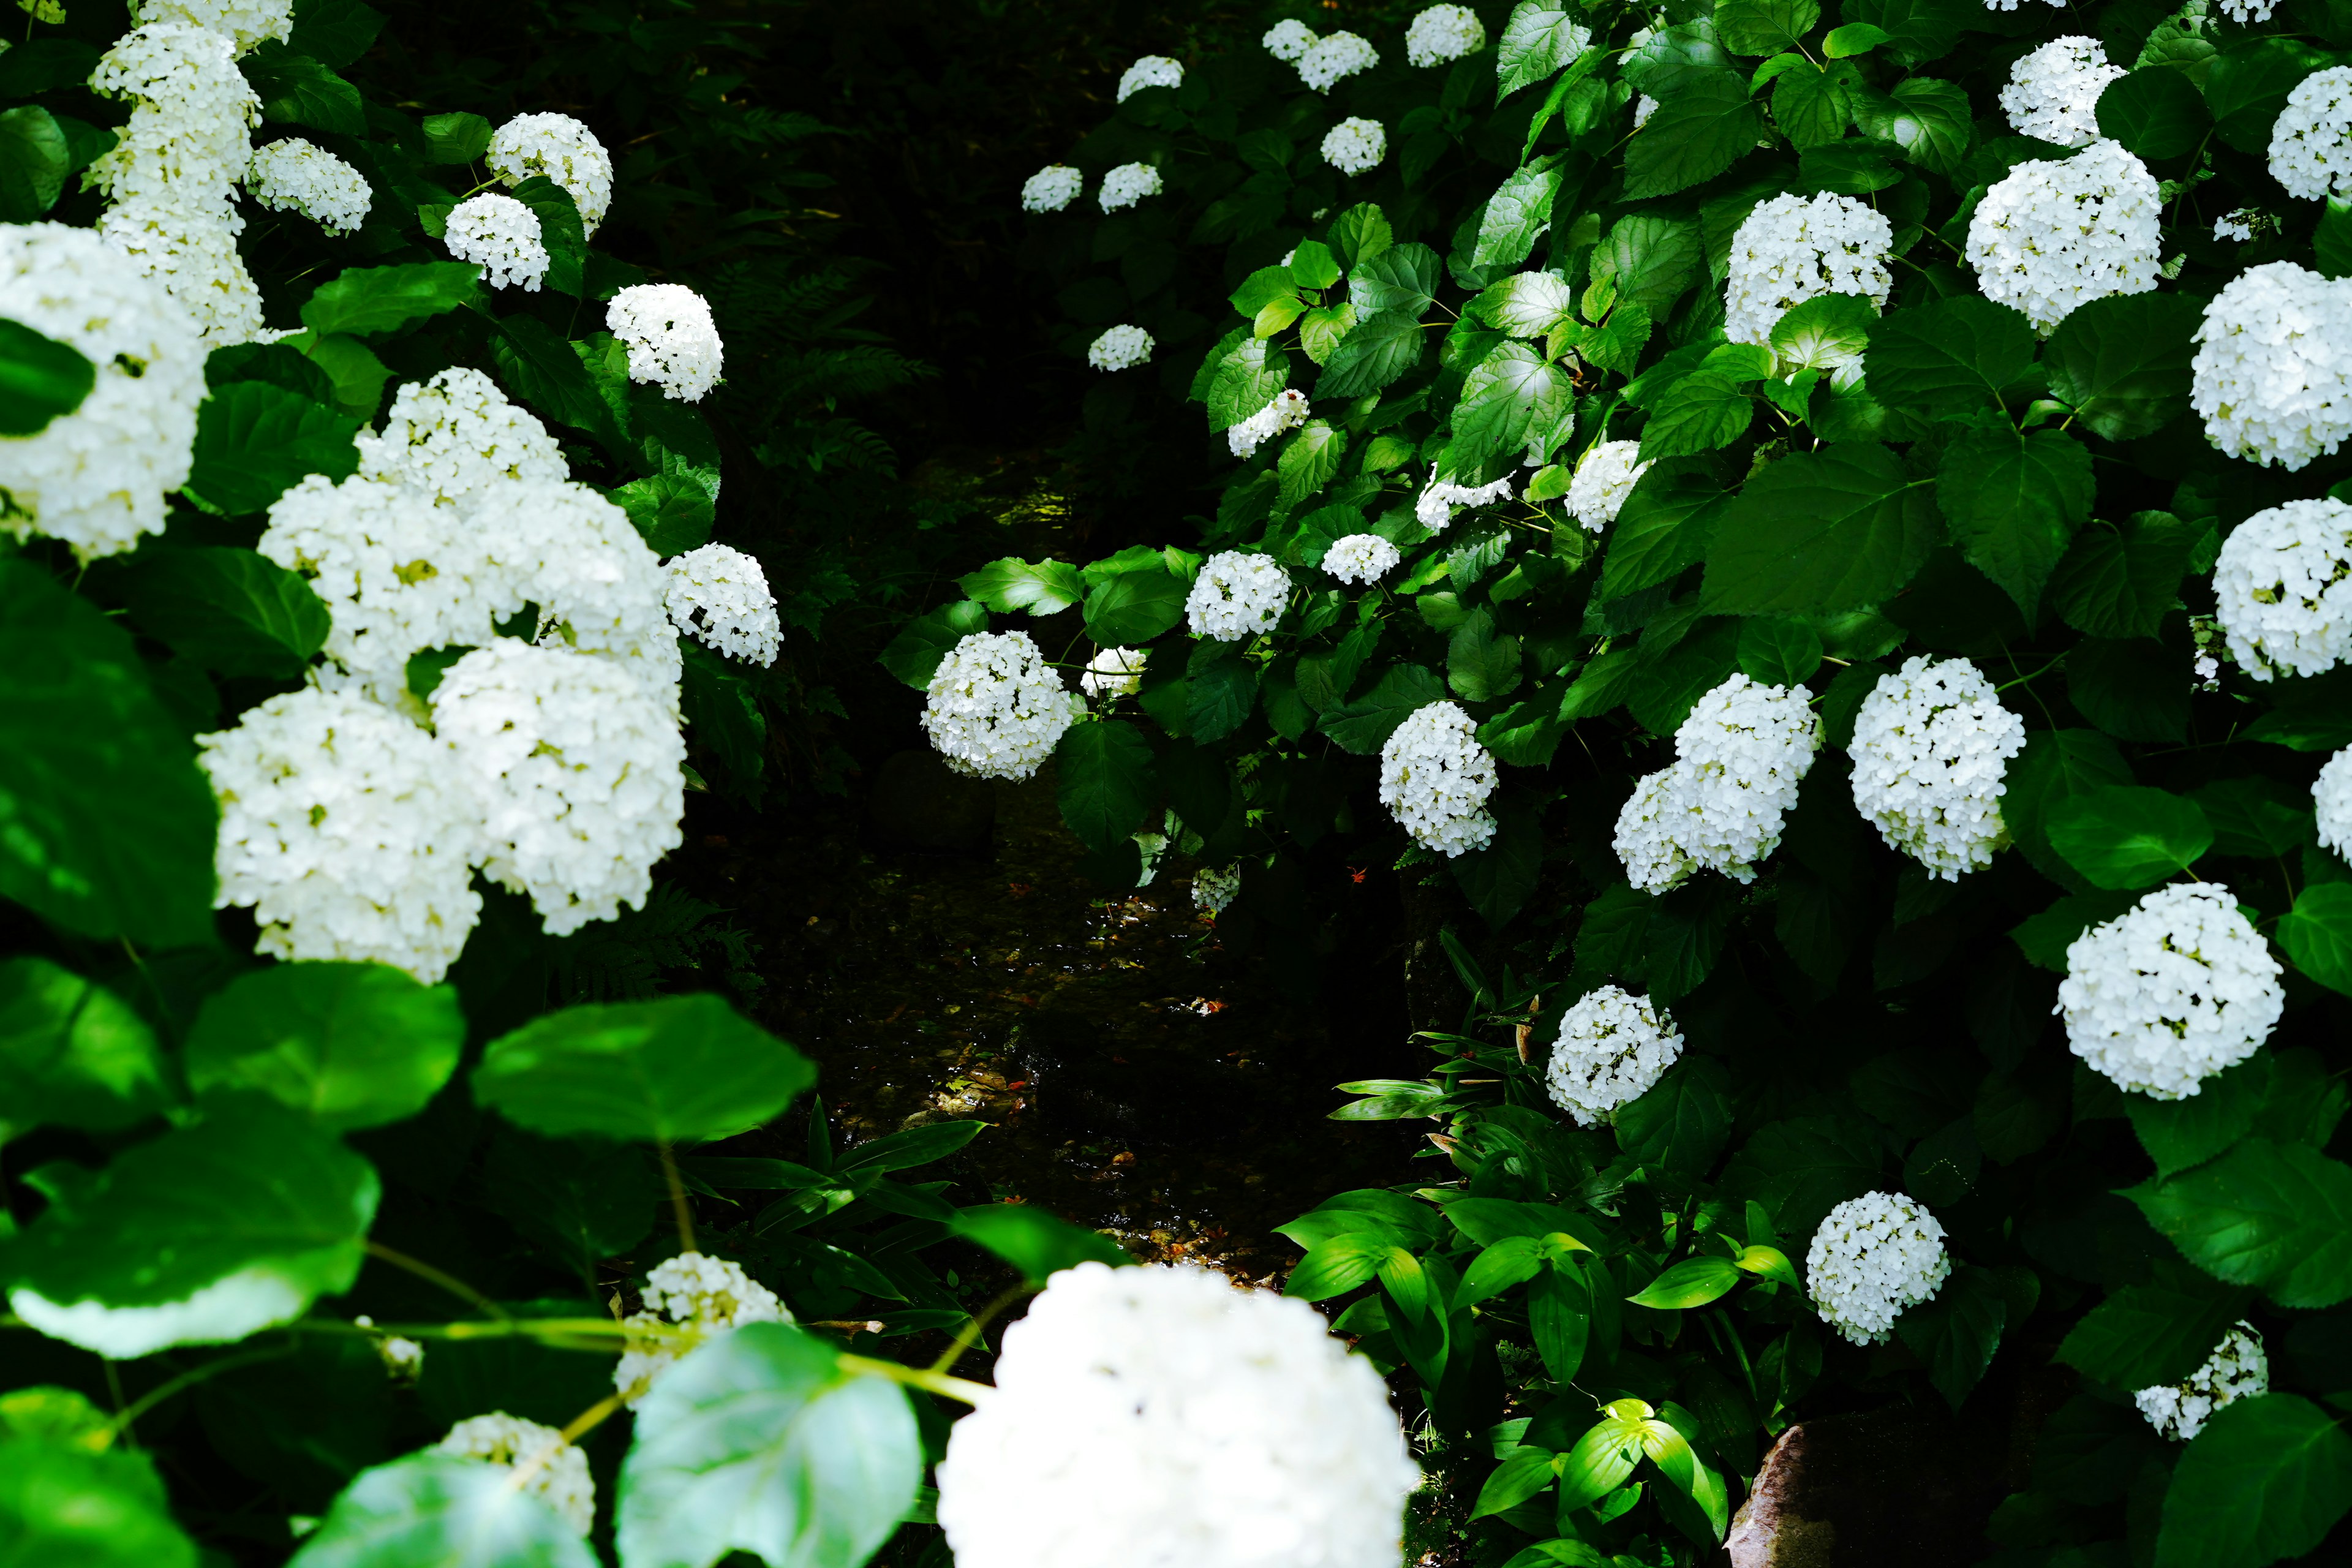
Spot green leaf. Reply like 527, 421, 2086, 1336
1865, 296, 2037, 417
1936, 426, 2092, 621
2004, 729, 2134, 888
1638, 374, 1752, 460
2155, 1394, 2352, 1568
2130, 1055, 2274, 1179
1278, 421, 1349, 510
2279, 883, 2352, 998
2050, 513, 2195, 641
2068, 636, 2189, 744
1205, 335, 1291, 429
1629, 1256, 1743, 1309
301, 262, 483, 337
1770, 293, 1875, 376
617, 1322, 919, 1568
2097, 67, 2212, 161
2056, 1266, 2254, 1389
959, 557, 1085, 616
1475, 160, 1567, 270
1855, 78, 1971, 179
1289, 241, 1343, 290
1327, 203, 1393, 269
472, 994, 816, 1143
1615, 1055, 1734, 1176
1084, 568, 1188, 646
1839, 0, 1964, 65
0, 1440, 197, 1568
0, 317, 92, 436
1497, 4, 1588, 99
2043, 294, 2201, 443
2194, 777, 2313, 860
507, 175, 588, 296
1596, 214, 1703, 316
1738, 616, 1823, 685
953, 1203, 1131, 1282
111, 546, 330, 680
290, 330, 393, 423
1055, 721, 1157, 856
1454, 344, 1572, 468
1321, 664, 1447, 753
2046, 785, 2212, 891
489, 313, 609, 436
290, 0, 388, 69
1449, 607, 1523, 703
2203, 37, 2333, 154
1476, 271, 1576, 337
184, 381, 364, 516
481, 1126, 657, 1278
1701, 443, 1936, 614
1474, 1446, 1562, 1519
877, 601, 989, 690
611, 473, 716, 557
288, 1453, 595, 1568
2128, 1138, 2352, 1309
1771, 61, 1855, 149
0, 560, 217, 947
1894, 1264, 2007, 1410
1623, 72, 1766, 200
1715, 0, 1820, 56
6, 1100, 378, 1358
1314, 311, 1425, 399
1601, 463, 1731, 600
1721, 1116, 1881, 1238
420, 110, 492, 165
1349, 243, 1441, 318
1823, 23, 1890, 57
185, 962, 462, 1132
243, 45, 367, 137
0, 957, 170, 1144
0, 106, 69, 221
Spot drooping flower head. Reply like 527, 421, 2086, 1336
2136, 1324, 2268, 1441
1116, 56, 1183, 102
1564, 440, 1651, 532
1229, 388, 1310, 458
244, 138, 372, 234
2059, 882, 2285, 1099
1414, 475, 1514, 532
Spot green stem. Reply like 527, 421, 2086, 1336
658, 1140, 697, 1254
364, 1240, 514, 1322
842, 1352, 992, 1405
927, 1283, 1031, 1375
110, 1344, 296, 1434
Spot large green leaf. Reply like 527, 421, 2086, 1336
244, 45, 367, 135
2049, 512, 2195, 641
2155, 1394, 2352, 1568
2278, 883, 2352, 998
2046, 785, 2212, 891
0, 1439, 197, 1568
1639, 373, 1754, 460
1597, 214, 1703, 315
612, 473, 717, 557
2043, 294, 2201, 442
2129, 1054, 2274, 1178
1084, 568, 1188, 646
1720, 1116, 1880, 1237
1623, 72, 1765, 200
184, 381, 364, 516
481, 1126, 658, 1278
2069, 636, 2190, 744
1498, 3, 1589, 99
2203, 37, 2333, 154
1839, 0, 1964, 66
2127, 1138, 2352, 1309
1474, 160, 1566, 270
1856, 77, 1970, 179
420, 110, 493, 165
2056, 1264, 2253, 1389
1770, 293, 1875, 376
952, 1203, 1132, 1281
300, 262, 484, 337
1055, 720, 1157, 856
1455, 344, 1572, 467
1700, 443, 1936, 614
290, 0, 390, 69
1321, 664, 1447, 753
1348, 243, 1441, 318
2097, 67, 2212, 162
1615, 1055, 1734, 1175
1714, 0, 1819, 56
877, 601, 989, 690
1936, 426, 2090, 622
1278, 420, 1349, 510
959, 557, 1085, 616
1600, 463, 1730, 598
506, 175, 588, 295
1893, 1263, 2007, 1409
1204, 335, 1291, 429
2003, 729, 2133, 888
112, 546, 331, 680
1864, 296, 2037, 417
0, 105, 70, 221
1316, 311, 1427, 399
1476, 271, 1577, 337
0, 316, 93, 435
0, 957, 171, 1144
185, 962, 464, 1132
288, 1453, 597, 1568
491, 313, 611, 436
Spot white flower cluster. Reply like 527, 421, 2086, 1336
1263, 20, 1317, 62
1022, 164, 1084, 213
1614, 676, 1821, 891
1229, 388, 1310, 458
2318, 747, 2352, 862
1982, 0, 2068, 9
1564, 441, 1651, 532
2193, 614, 2226, 691
1414, 474, 1514, 532
1378, 701, 1499, 857
2136, 1324, 2267, 1441
2218, 0, 2277, 18
2268, 66, 2352, 201
1966, 140, 2161, 332
2190, 263, 2352, 470
922, 630, 1077, 781
1806, 1193, 1951, 1346
0, 223, 203, 560
1999, 37, 2124, 149
1089, 323, 1155, 371
2212, 497, 2352, 679
1322, 118, 1385, 176
435, 1413, 595, 1537
1194, 864, 1241, 916
1186, 551, 1290, 641
1082, 646, 1145, 698
1849, 656, 2027, 880
935, 1262, 1419, 1568
607, 283, 724, 402
487, 112, 614, 234
354, 1314, 423, 1382
2059, 882, 2285, 1099
1117, 55, 1183, 102
1298, 32, 1380, 93
244, 138, 372, 234
2214, 209, 2266, 243
1544, 986, 1684, 1126
127, 0, 291, 53
1098, 161, 1164, 214
1324, 533, 1400, 585
1404, 4, 1486, 67
355, 365, 567, 505
1724, 192, 1893, 347
614, 1251, 790, 1407
665, 543, 780, 666
444, 192, 549, 291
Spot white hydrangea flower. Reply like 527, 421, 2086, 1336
1082, 646, 1145, 699
1564, 441, 1651, 532
1186, 551, 1290, 641
1229, 388, 1310, 458
96, 199, 268, 347
1544, 986, 1683, 1127
486, 112, 614, 235
1117, 55, 1183, 102
2218, 0, 2277, 18
2214, 209, 2262, 242
2137, 1324, 2268, 1441
1666, 675, 1820, 883
444, 192, 549, 292
1378, 701, 1499, 858
470, 479, 683, 707
127, 0, 293, 53
355, 1316, 424, 1382
432, 641, 687, 937
2059, 882, 2285, 1099
1263, 20, 1318, 62
353, 367, 567, 507
606, 283, 724, 402
198, 688, 482, 984
1405, 4, 1487, 67
1849, 656, 2027, 880
435, 1413, 595, 1537
2268, 66, 2352, 201
614, 1251, 790, 1408
1634, 95, 1659, 130
1298, 31, 1379, 93
1966, 140, 2162, 333
244, 138, 372, 234
1324, 533, 1400, 585
1414, 475, 1514, 532
2317, 748, 2352, 862
1194, 864, 1241, 916
665, 543, 780, 667
935, 1262, 1419, 1568
1613, 767, 1698, 894
1098, 162, 1164, 214
1022, 164, 1085, 213
2212, 497, 2352, 679
0, 223, 203, 560
1088, 323, 1155, 371
1983, 0, 2067, 9
922, 630, 1076, 781
1999, 37, 2124, 149
2191, 263, 2352, 470
1724, 192, 1893, 347
1806, 1193, 1950, 1346
1322, 118, 1385, 176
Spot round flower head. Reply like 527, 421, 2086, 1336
934, 1262, 1419, 1568
1324, 533, 1400, 586
614, 1251, 790, 1407
432, 641, 687, 938
606, 283, 724, 402
1194, 864, 1241, 916
353, 367, 566, 507
2318, 748, 2352, 864
1415, 475, 1515, 532
0, 223, 203, 560
2269, 66, 2352, 201
1322, 118, 1385, 176
2214, 209, 2266, 243
1849, 656, 2027, 880
1022, 164, 1085, 214
1378, 701, 1499, 858
444, 192, 549, 292
486, 112, 613, 234
1665, 674, 1822, 884
244, 138, 372, 234
1999, 37, 2124, 149
1081, 646, 1146, 699
2136, 1324, 2268, 1442
1807, 1193, 1950, 1346
1298, 31, 1379, 93
1565, 441, 1651, 532
1545, 987, 1684, 1126
1405, 5, 1487, 67
1724, 192, 1893, 347
922, 630, 1076, 782
1229, 388, 1310, 458
2193, 262, 2352, 470
1263, 20, 1317, 62
198, 688, 483, 984
1613, 767, 1699, 894
1966, 140, 2161, 333
1088, 323, 1155, 371
1117, 55, 1183, 102
1186, 552, 1290, 641
128, 0, 293, 53
2059, 882, 2285, 1099
436, 1413, 594, 1537
665, 543, 780, 667
1098, 162, 1164, 214
2212, 497, 2352, 679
